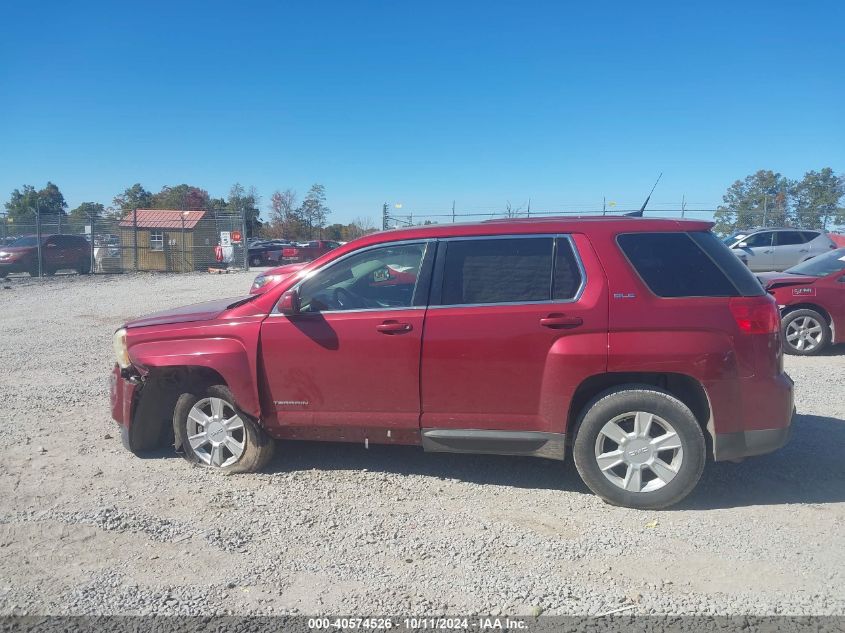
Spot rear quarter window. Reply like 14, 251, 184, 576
617, 232, 763, 298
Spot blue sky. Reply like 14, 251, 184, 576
1, 0, 843, 223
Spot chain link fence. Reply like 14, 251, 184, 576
0, 209, 249, 277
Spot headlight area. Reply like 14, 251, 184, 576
252, 274, 281, 290
113, 327, 131, 369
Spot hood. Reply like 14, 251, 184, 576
757, 272, 819, 290
249, 262, 309, 295
125, 296, 252, 328
265, 262, 308, 276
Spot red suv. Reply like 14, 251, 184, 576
0, 234, 91, 277
110, 218, 793, 509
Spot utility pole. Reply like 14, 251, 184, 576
451, 200, 456, 224
603, 197, 607, 216
681, 195, 686, 218
382, 203, 389, 230
763, 195, 768, 227
35, 199, 43, 278
527, 198, 531, 218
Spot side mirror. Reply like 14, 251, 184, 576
737, 241, 749, 248
278, 289, 301, 315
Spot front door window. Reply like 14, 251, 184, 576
297, 243, 427, 312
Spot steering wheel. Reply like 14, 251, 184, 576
333, 287, 359, 309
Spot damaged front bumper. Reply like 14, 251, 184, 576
109, 363, 142, 450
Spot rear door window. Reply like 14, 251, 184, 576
553, 238, 583, 300
774, 231, 806, 246
438, 236, 584, 305
441, 237, 553, 305
618, 232, 763, 298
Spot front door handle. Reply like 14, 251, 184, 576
799, 249, 809, 253
540, 314, 583, 329
376, 320, 413, 334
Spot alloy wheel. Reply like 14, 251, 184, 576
785, 316, 823, 352
185, 397, 246, 468
594, 411, 684, 493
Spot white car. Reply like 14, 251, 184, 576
723, 228, 837, 271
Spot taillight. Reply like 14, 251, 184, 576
282, 248, 296, 257
729, 296, 780, 334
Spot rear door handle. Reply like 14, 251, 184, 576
376, 320, 413, 334
540, 314, 583, 329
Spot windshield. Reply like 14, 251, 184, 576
9, 236, 39, 247
785, 248, 845, 277
722, 232, 747, 245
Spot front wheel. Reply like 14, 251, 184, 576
782, 309, 830, 355
573, 387, 706, 510
174, 385, 275, 473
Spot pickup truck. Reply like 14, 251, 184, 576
281, 240, 341, 263
110, 217, 793, 509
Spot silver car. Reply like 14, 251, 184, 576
723, 228, 837, 271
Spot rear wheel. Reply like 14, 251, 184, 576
782, 309, 830, 355
174, 384, 275, 473
573, 387, 706, 510
78, 260, 91, 275
250, 255, 262, 266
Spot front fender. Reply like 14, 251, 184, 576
129, 336, 261, 418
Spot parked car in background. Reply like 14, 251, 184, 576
758, 247, 845, 355
247, 240, 292, 266
723, 228, 836, 271
0, 234, 91, 277
281, 240, 341, 263
110, 217, 793, 510
249, 262, 308, 294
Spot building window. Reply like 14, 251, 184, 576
150, 231, 164, 251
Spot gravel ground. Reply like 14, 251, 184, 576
1, 271, 844, 617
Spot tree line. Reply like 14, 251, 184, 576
713, 168, 844, 235
2, 181, 376, 242
4, 167, 842, 241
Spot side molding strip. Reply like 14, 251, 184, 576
421, 429, 566, 461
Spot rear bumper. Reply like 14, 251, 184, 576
713, 423, 792, 461
710, 372, 794, 461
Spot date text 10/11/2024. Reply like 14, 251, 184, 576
307, 617, 529, 630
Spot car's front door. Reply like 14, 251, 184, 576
419, 234, 608, 456
258, 241, 433, 442
43, 236, 65, 271
736, 231, 774, 271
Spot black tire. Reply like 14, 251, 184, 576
782, 308, 830, 356
250, 255, 262, 266
78, 260, 91, 275
174, 384, 275, 474
572, 386, 706, 510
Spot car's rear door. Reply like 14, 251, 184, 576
773, 230, 809, 270
419, 234, 608, 457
